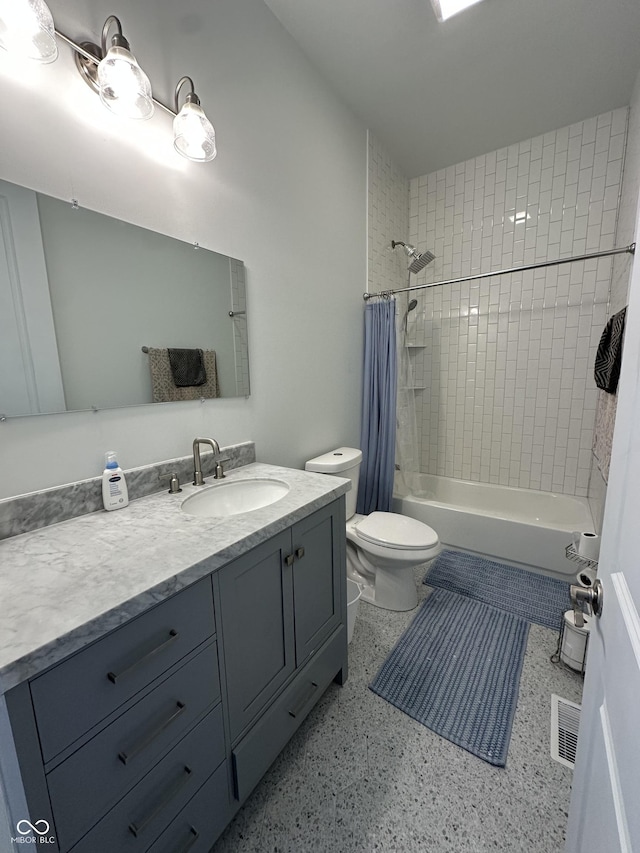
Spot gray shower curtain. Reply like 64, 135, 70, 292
356, 298, 398, 514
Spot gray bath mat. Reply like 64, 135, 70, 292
370, 588, 529, 766
423, 550, 572, 631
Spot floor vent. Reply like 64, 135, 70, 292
550, 694, 581, 768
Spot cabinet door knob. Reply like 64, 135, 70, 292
295, 547, 305, 559
284, 554, 295, 567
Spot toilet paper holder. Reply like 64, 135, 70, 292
551, 578, 603, 675
570, 578, 604, 627
565, 542, 598, 570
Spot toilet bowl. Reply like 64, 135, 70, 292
305, 447, 441, 611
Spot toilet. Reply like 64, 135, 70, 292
305, 447, 441, 611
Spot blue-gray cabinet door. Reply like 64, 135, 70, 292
292, 500, 345, 667
219, 530, 295, 743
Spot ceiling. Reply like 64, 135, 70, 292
263, 0, 640, 178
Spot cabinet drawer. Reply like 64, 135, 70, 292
48, 642, 220, 852
68, 705, 226, 853
146, 762, 231, 853
32, 578, 215, 762
232, 626, 345, 803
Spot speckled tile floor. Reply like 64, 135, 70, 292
213, 566, 583, 853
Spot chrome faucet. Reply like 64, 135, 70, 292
192, 437, 226, 485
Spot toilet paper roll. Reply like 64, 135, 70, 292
572, 531, 600, 562
575, 567, 597, 588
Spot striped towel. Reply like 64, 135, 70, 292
594, 306, 626, 394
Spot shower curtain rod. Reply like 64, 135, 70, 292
362, 243, 635, 301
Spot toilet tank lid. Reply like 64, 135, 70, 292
305, 447, 362, 473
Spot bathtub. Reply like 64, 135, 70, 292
393, 473, 595, 580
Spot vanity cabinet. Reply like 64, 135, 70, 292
219, 500, 345, 744
6, 577, 229, 853
4, 496, 347, 853
219, 500, 347, 803
218, 499, 346, 803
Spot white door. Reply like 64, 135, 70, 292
565, 204, 640, 851
0, 180, 65, 416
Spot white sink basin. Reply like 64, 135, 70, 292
181, 478, 290, 518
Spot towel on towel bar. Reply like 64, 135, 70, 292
146, 348, 219, 402
594, 306, 626, 394
167, 348, 206, 387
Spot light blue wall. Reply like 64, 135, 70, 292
0, 0, 367, 498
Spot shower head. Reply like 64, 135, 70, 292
391, 240, 436, 274
401, 297, 419, 332
408, 249, 435, 274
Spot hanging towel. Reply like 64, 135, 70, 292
167, 348, 206, 387
594, 306, 626, 394
146, 348, 219, 402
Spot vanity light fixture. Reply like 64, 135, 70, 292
74, 15, 154, 120
0, 5, 218, 162
0, 0, 58, 63
173, 76, 217, 162
429, 0, 484, 23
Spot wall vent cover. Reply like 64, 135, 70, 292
550, 693, 581, 768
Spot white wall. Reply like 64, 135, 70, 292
367, 133, 409, 297
0, 0, 367, 499
407, 110, 627, 496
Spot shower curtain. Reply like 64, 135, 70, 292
357, 298, 398, 514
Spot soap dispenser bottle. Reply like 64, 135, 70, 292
102, 451, 129, 511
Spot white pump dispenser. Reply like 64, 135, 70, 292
102, 451, 129, 511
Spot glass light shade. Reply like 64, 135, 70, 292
173, 101, 217, 162
97, 45, 154, 120
430, 0, 484, 22
0, 0, 58, 62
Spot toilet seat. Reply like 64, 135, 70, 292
346, 512, 440, 564
353, 511, 439, 551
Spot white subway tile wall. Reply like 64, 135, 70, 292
368, 133, 410, 297
406, 109, 628, 496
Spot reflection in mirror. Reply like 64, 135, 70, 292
0, 179, 249, 418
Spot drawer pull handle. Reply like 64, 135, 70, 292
175, 826, 200, 853
128, 765, 193, 838
288, 681, 318, 718
118, 701, 186, 765
284, 554, 295, 567
295, 547, 305, 559
107, 629, 179, 684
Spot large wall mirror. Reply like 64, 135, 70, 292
0, 179, 249, 418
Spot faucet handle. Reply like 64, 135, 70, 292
159, 472, 182, 493
158, 471, 182, 495
214, 458, 229, 480
168, 473, 182, 494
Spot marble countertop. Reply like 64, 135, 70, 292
0, 463, 350, 694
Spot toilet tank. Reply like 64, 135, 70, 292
305, 447, 362, 520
